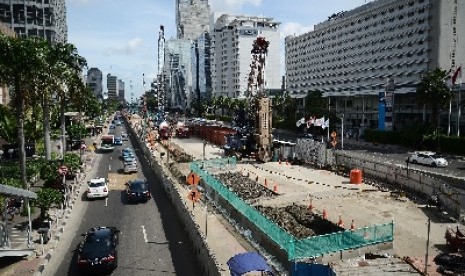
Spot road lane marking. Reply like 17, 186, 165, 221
105, 197, 108, 207
141, 225, 148, 243
109, 164, 111, 171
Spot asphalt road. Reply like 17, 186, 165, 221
273, 130, 465, 178
49, 123, 202, 276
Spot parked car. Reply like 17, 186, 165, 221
114, 136, 123, 146
407, 151, 448, 167
86, 178, 109, 199
116, 121, 122, 126
121, 133, 128, 141
123, 161, 138, 174
109, 124, 115, 130
125, 179, 151, 203
77, 226, 120, 274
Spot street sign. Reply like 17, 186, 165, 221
187, 189, 201, 202
186, 172, 201, 185
58, 165, 69, 175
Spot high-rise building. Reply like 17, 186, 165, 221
106, 74, 118, 100
86, 68, 103, 100
0, 21, 15, 105
0, 0, 67, 43
211, 14, 281, 99
193, 32, 212, 103
163, 39, 192, 110
118, 79, 125, 102
175, 0, 210, 40
285, 0, 465, 132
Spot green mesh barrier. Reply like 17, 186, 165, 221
190, 159, 394, 260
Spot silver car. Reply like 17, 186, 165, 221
123, 161, 138, 173
408, 151, 448, 167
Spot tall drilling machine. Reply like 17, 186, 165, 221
225, 36, 273, 162
156, 25, 166, 123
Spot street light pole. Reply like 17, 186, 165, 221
341, 114, 344, 150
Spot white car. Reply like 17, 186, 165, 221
123, 161, 138, 173
86, 178, 109, 199
408, 151, 448, 167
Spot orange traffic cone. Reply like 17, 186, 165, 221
273, 183, 278, 193
338, 215, 344, 227
322, 209, 328, 220
350, 219, 355, 230
285, 159, 289, 165
264, 178, 268, 187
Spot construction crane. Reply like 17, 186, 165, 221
156, 25, 166, 122
224, 36, 273, 162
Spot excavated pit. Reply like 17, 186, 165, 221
214, 172, 343, 238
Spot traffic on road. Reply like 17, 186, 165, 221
45, 117, 202, 276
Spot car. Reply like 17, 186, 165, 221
123, 161, 138, 173
408, 151, 448, 167
114, 136, 123, 146
77, 226, 120, 274
125, 179, 151, 203
109, 124, 115, 130
122, 152, 136, 164
121, 133, 128, 141
86, 178, 109, 199
116, 121, 122, 126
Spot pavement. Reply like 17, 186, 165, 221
0, 135, 103, 276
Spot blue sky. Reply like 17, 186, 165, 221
67, 0, 370, 100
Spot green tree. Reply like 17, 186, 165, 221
0, 104, 16, 142
304, 90, 328, 117
0, 35, 45, 197
416, 68, 452, 128
34, 188, 62, 220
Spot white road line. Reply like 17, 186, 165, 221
105, 197, 108, 207
109, 164, 111, 171
141, 225, 148, 243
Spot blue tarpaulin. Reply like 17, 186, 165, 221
227, 252, 274, 276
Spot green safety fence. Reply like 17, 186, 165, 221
190, 158, 394, 260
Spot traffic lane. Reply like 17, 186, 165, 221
129, 133, 203, 275
53, 131, 202, 275
347, 150, 465, 178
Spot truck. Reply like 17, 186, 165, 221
100, 135, 115, 152
223, 131, 257, 160
175, 123, 190, 138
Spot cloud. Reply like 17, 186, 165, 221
103, 38, 143, 56
280, 22, 313, 39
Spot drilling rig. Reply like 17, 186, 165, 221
156, 25, 166, 122
224, 36, 273, 162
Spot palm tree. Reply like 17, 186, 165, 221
0, 35, 46, 216
416, 68, 453, 128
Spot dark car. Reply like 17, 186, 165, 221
77, 227, 120, 274
125, 179, 151, 203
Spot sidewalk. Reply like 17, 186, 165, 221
0, 148, 99, 276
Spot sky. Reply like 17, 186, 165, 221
67, 0, 371, 101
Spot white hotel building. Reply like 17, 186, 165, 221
211, 14, 281, 99
285, 0, 465, 132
